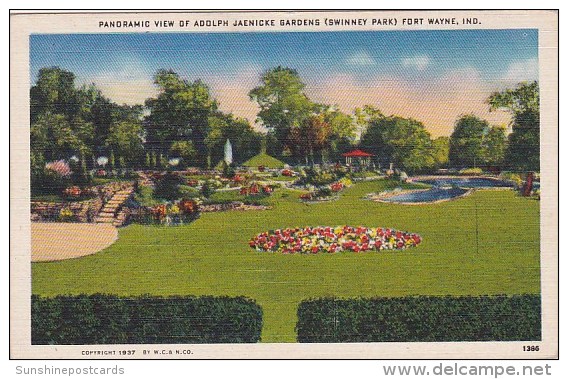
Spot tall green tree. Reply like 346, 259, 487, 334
449, 114, 488, 168
106, 120, 145, 167
481, 126, 507, 167
30, 67, 79, 123
432, 136, 450, 169
321, 107, 357, 162
359, 112, 436, 173
488, 81, 539, 171
249, 67, 315, 156
31, 113, 87, 161
145, 70, 217, 164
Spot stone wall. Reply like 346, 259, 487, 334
31, 181, 134, 222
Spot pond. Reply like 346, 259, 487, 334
379, 187, 469, 204
415, 177, 514, 188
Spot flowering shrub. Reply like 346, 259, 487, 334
45, 160, 72, 177
299, 193, 313, 201
299, 178, 351, 201
178, 199, 199, 214
63, 186, 82, 198
95, 169, 107, 177
249, 226, 422, 254
281, 169, 295, 177
58, 207, 75, 222
258, 165, 266, 172
187, 179, 199, 187
240, 183, 273, 196
150, 204, 167, 220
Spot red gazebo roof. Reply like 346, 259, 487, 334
342, 149, 374, 157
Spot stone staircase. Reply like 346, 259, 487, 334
95, 186, 135, 227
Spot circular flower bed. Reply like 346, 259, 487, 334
249, 226, 422, 254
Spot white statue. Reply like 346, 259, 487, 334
224, 139, 233, 165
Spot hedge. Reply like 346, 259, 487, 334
296, 295, 540, 342
32, 294, 263, 345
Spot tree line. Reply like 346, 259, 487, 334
30, 66, 540, 177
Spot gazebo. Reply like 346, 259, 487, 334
342, 149, 374, 166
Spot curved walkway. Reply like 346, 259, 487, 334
32, 223, 118, 262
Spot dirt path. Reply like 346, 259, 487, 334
32, 223, 118, 262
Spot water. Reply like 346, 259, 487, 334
380, 187, 469, 203
416, 177, 514, 188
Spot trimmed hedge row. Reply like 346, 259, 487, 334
32, 294, 263, 345
296, 295, 541, 342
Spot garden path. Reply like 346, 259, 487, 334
31, 223, 118, 262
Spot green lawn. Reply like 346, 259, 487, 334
242, 153, 286, 169
32, 180, 540, 343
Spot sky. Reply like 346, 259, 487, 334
30, 30, 538, 137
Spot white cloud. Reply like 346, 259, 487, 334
401, 55, 431, 71
346, 51, 376, 66
503, 58, 538, 84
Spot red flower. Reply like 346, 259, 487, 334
63, 186, 82, 198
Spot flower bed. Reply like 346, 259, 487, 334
249, 226, 422, 254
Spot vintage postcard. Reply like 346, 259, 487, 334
10, 10, 558, 359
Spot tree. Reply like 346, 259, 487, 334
481, 126, 507, 167
432, 137, 450, 169
205, 113, 263, 167
488, 81, 539, 172
449, 114, 488, 168
31, 113, 86, 162
169, 141, 198, 167
30, 67, 79, 123
289, 114, 331, 165
321, 107, 357, 162
106, 120, 144, 167
249, 67, 315, 156
145, 69, 217, 164
359, 112, 436, 173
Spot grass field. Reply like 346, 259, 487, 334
32, 180, 540, 342
242, 153, 286, 169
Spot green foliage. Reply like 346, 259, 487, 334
31, 294, 263, 344
459, 167, 483, 175
499, 172, 523, 187
359, 113, 435, 173
432, 136, 450, 168
296, 295, 541, 342
206, 113, 263, 167
200, 180, 216, 199
144, 70, 217, 164
482, 126, 507, 166
106, 121, 144, 167
154, 172, 184, 201
170, 140, 198, 167
242, 153, 286, 169
449, 114, 488, 168
488, 82, 540, 171
249, 66, 315, 156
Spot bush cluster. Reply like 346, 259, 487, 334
32, 294, 263, 345
296, 294, 540, 342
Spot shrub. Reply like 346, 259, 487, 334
499, 172, 523, 187
32, 294, 263, 344
296, 295, 540, 342
458, 167, 483, 175
154, 172, 184, 201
